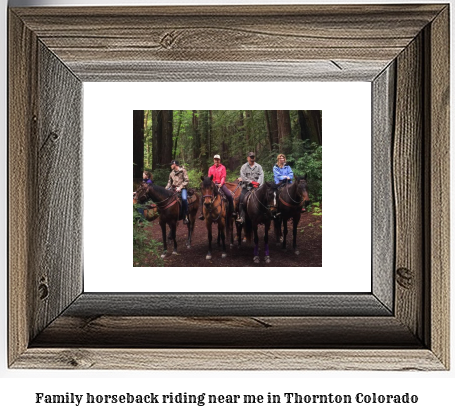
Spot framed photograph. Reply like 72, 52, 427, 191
8, 4, 449, 370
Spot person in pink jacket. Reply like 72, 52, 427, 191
199, 154, 234, 220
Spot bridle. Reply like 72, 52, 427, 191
249, 186, 278, 215
201, 183, 223, 221
136, 186, 179, 212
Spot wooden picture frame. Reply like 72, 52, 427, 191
8, 4, 449, 370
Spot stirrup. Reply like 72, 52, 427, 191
183, 217, 189, 224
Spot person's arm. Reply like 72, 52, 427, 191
287, 166, 294, 181
273, 165, 283, 184
181, 168, 189, 188
166, 174, 172, 189
257, 165, 264, 185
240, 164, 250, 184
220, 165, 226, 187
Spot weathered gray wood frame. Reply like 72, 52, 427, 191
8, 5, 449, 370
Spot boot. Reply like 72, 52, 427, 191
183, 200, 189, 224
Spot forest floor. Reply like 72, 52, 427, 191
138, 209, 322, 267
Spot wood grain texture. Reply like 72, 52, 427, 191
8, 4, 450, 370
13, 349, 445, 371
426, 6, 450, 368
393, 34, 424, 340
33, 42, 83, 338
31, 316, 421, 348
61, 293, 392, 317
70, 60, 388, 82
11, 5, 445, 82
8, 11, 38, 366
372, 63, 395, 312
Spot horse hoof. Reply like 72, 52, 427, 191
265, 256, 271, 264
253, 256, 260, 264
206, 255, 212, 260
161, 252, 167, 258
294, 250, 300, 256
172, 251, 179, 255
230, 244, 234, 249
222, 253, 227, 258
187, 245, 191, 249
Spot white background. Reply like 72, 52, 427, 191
1, 0, 454, 414
84, 82, 371, 292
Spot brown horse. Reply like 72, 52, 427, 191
200, 175, 230, 260
135, 183, 200, 257
242, 182, 279, 263
274, 176, 310, 255
220, 180, 242, 247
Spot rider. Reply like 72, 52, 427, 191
273, 153, 305, 212
236, 151, 264, 224
166, 160, 190, 224
199, 154, 234, 220
273, 154, 293, 185
142, 170, 153, 185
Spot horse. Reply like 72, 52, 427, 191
274, 176, 310, 255
220, 180, 242, 247
134, 183, 200, 257
242, 182, 279, 264
200, 175, 230, 260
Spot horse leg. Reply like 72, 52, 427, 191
293, 215, 300, 255
217, 229, 221, 247
171, 222, 178, 255
220, 219, 227, 258
282, 219, 288, 250
186, 219, 191, 248
206, 222, 213, 260
274, 216, 282, 246
264, 222, 271, 264
253, 226, 260, 264
237, 222, 242, 248
160, 222, 167, 258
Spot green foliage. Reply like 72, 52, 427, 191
142, 110, 322, 202
133, 205, 164, 267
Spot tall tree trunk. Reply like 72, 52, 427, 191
192, 110, 201, 169
300, 110, 322, 145
152, 110, 162, 169
264, 110, 273, 150
161, 110, 173, 165
297, 110, 306, 142
277, 110, 292, 153
173, 110, 183, 160
200, 110, 209, 172
133, 110, 144, 179
269, 110, 279, 147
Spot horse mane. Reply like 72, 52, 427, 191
148, 183, 174, 199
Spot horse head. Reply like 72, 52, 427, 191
264, 181, 280, 214
295, 175, 310, 204
134, 183, 151, 204
200, 175, 217, 207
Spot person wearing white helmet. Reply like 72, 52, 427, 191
199, 154, 234, 220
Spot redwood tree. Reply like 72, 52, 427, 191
133, 110, 144, 179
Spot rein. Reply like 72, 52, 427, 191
279, 185, 304, 208
202, 185, 223, 222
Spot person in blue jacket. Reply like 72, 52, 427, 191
273, 154, 293, 185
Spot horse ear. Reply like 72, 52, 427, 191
201, 175, 204, 181
210, 175, 214, 181
303, 174, 308, 181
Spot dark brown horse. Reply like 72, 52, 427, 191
221, 180, 242, 247
242, 182, 279, 263
200, 175, 230, 260
274, 176, 310, 255
135, 183, 200, 257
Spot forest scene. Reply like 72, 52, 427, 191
133, 110, 322, 267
